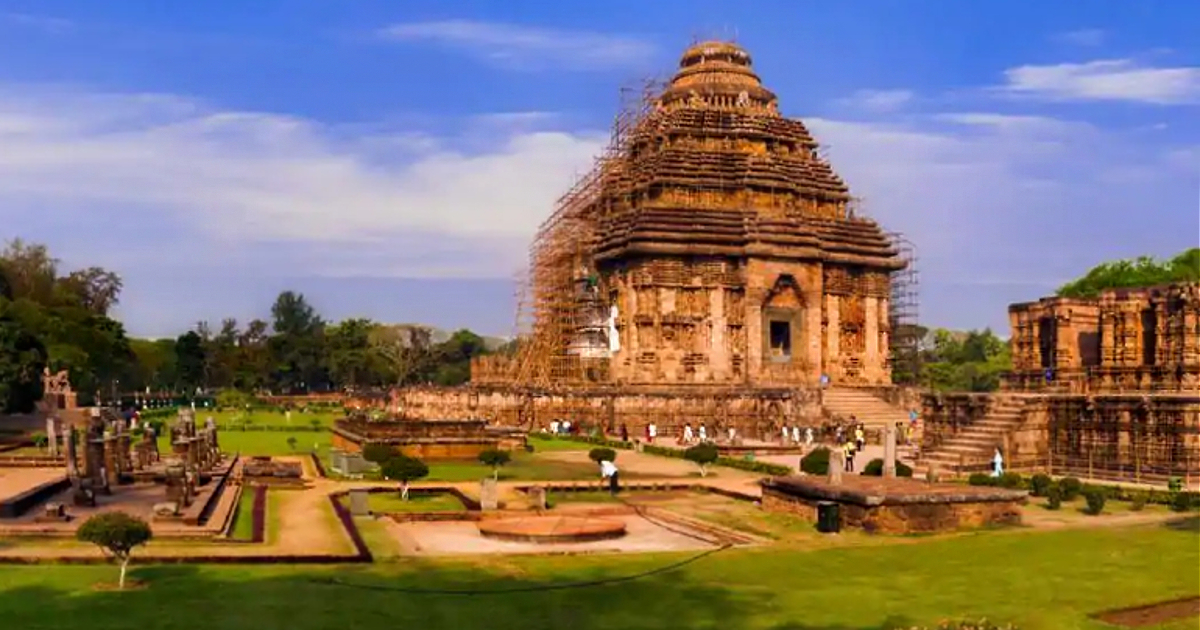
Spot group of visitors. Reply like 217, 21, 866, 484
779, 424, 815, 447
547, 419, 577, 436
835, 417, 867, 472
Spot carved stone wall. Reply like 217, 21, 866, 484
394, 384, 824, 440
1007, 282, 1199, 393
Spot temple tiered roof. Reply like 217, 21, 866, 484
589, 41, 901, 270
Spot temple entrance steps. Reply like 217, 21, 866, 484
820, 387, 913, 429
915, 396, 1032, 477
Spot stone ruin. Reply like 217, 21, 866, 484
58, 406, 226, 517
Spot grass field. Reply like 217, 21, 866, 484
229, 488, 259, 541
366, 492, 466, 513
0, 518, 1195, 629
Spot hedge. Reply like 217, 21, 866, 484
966, 473, 1200, 508
546, 435, 792, 476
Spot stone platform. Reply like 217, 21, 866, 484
762, 475, 1027, 534
477, 515, 627, 544
332, 418, 526, 460
0, 468, 70, 518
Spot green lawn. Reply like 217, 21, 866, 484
159, 430, 332, 457
365, 492, 466, 513
229, 487, 259, 541
0, 519, 1195, 629
335, 451, 604, 484
527, 435, 592, 452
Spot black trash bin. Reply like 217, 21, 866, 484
816, 501, 840, 533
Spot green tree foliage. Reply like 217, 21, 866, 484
588, 447, 617, 465
174, 331, 206, 392
477, 448, 512, 480
380, 455, 429, 500
76, 512, 153, 589
919, 328, 1011, 392
1057, 248, 1199, 298
361, 443, 396, 464
0, 240, 133, 407
268, 291, 327, 393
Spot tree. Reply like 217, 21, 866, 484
588, 448, 617, 465
286, 436, 297, 451
362, 443, 395, 465
370, 324, 437, 385
683, 443, 720, 477
478, 448, 511, 480
31, 432, 48, 450
56, 267, 123, 315
75, 512, 153, 589
174, 331, 207, 391
268, 291, 327, 393
0, 311, 47, 413
1057, 248, 1200, 298
918, 327, 1011, 392
380, 455, 429, 500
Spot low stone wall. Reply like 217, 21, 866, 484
761, 476, 1026, 535
0, 476, 71, 519
394, 384, 824, 440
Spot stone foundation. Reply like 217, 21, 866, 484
331, 418, 527, 460
392, 384, 825, 439
761, 476, 1026, 534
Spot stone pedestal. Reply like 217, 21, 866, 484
480, 478, 499, 510
348, 490, 370, 516
828, 449, 844, 485
883, 423, 897, 478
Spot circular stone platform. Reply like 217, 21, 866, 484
476, 515, 627, 544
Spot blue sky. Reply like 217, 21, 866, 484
2, 0, 1197, 338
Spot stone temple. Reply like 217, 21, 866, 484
396, 41, 915, 437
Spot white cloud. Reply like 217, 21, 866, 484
1001, 59, 1200, 104
0, 85, 605, 277
1052, 29, 1106, 47
837, 89, 914, 113
377, 20, 656, 71
0, 11, 75, 34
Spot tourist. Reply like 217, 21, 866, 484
550, 419, 560, 435
727, 426, 736, 443
620, 423, 630, 443
992, 447, 1004, 478
804, 426, 814, 447
600, 458, 620, 495
844, 440, 856, 472
854, 424, 865, 453
683, 423, 694, 444
563, 419, 572, 435
781, 424, 790, 445
648, 422, 657, 444
699, 424, 708, 442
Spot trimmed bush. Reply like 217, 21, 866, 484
1083, 487, 1106, 515
588, 448, 617, 465
1028, 473, 1053, 497
1128, 490, 1149, 511
967, 473, 995, 487
860, 458, 913, 477
1058, 477, 1083, 501
1171, 490, 1197, 513
1045, 484, 1062, 510
362, 443, 396, 465
997, 472, 1024, 489
799, 448, 830, 475
683, 443, 720, 477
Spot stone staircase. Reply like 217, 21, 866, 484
916, 395, 1032, 477
821, 387, 912, 429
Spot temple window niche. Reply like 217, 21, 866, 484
762, 274, 804, 364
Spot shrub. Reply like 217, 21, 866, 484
1083, 488, 1106, 515
1029, 473, 1053, 497
860, 458, 913, 477
1170, 490, 1196, 513
1058, 477, 1083, 501
30, 432, 48, 449
286, 436, 297, 451
361, 443, 395, 464
799, 448, 830, 475
76, 512, 153, 590
380, 456, 429, 501
997, 472, 1025, 489
478, 448, 512, 480
588, 447, 617, 465
967, 473, 995, 487
683, 443, 720, 477
1045, 484, 1062, 510
1129, 490, 1149, 511
1167, 477, 1183, 493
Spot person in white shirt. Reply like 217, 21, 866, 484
698, 424, 708, 442
804, 426, 814, 447
550, 420, 560, 435
682, 423, 694, 444
600, 459, 620, 495
781, 425, 790, 444
563, 420, 572, 435
727, 426, 736, 443
792, 425, 801, 445
648, 422, 657, 443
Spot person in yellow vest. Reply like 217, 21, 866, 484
843, 439, 856, 472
